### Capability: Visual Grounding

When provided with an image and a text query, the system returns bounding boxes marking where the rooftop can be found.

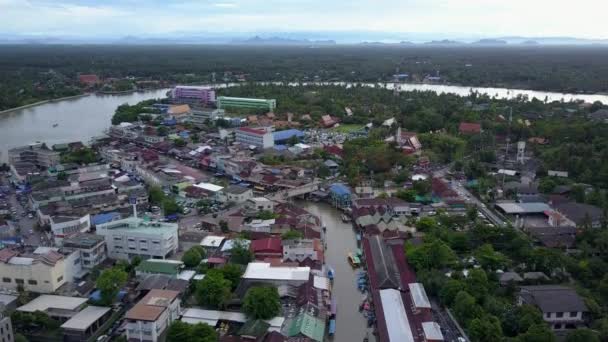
[242,262,310,281]
[224,185,251,195]
[17,295,87,313]
[380,289,414,342]
[62,233,105,249]
[126,289,179,322]
[495,202,551,215]
[194,182,224,193]
[60,306,111,331]
[96,216,178,236]
[136,259,183,275]
[519,285,587,313]
[200,235,226,247]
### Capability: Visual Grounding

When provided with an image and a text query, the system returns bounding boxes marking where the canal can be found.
[0,89,169,162]
[299,201,373,342]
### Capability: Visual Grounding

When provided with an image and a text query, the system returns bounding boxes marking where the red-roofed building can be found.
[250,237,283,259]
[459,122,482,134]
[323,145,344,159]
[78,74,100,87]
[320,115,339,128]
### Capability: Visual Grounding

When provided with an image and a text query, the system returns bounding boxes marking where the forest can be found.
[2,44,608,110]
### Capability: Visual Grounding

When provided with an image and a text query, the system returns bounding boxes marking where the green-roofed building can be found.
[135,259,183,278]
[286,312,325,342]
[217,96,276,111]
[238,320,270,339]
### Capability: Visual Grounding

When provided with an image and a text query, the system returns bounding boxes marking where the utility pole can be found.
[502,107,513,188]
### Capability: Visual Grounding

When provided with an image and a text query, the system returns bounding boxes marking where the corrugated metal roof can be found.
[409,283,431,309]
[380,289,415,342]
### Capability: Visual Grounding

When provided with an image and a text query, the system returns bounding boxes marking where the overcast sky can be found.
[1,0,607,39]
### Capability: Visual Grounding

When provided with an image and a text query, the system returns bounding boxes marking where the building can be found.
[273,129,304,144]
[49,214,91,239]
[78,74,100,86]
[217,96,276,111]
[241,262,310,287]
[125,289,181,342]
[135,259,184,278]
[95,216,178,261]
[17,295,88,322]
[189,108,225,126]
[518,285,588,331]
[61,306,112,342]
[553,202,604,228]
[329,183,352,208]
[245,197,274,213]
[61,234,107,270]
[8,143,61,169]
[171,86,216,105]
[180,308,284,332]
[459,122,482,134]
[282,239,323,262]
[250,238,283,259]
[0,314,13,342]
[223,185,253,204]
[0,248,68,293]
[235,127,274,149]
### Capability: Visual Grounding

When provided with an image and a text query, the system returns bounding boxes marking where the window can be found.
[57,276,63,282]
[2,278,10,283]
[15,279,24,284]
[28,279,37,285]
[556,312,564,318]
[569,312,578,318]
[554,324,562,329]
[82,252,90,257]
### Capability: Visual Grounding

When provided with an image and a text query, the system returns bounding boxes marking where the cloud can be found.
[213,2,238,8]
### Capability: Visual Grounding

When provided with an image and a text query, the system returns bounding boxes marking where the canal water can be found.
[300,201,372,342]
[0,89,169,162]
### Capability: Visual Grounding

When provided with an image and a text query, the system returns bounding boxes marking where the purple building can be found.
[171,86,216,105]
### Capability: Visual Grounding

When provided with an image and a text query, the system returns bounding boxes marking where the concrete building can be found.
[8,143,61,169]
[245,197,274,213]
[241,262,310,287]
[61,234,107,270]
[0,314,13,342]
[188,108,225,126]
[171,86,216,104]
[17,295,88,322]
[0,248,67,293]
[217,96,276,111]
[518,285,588,331]
[61,306,112,342]
[223,185,253,204]
[125,289,181,342]
[96,216,178,261]
[50,214,91,239]
[235,127,274,149]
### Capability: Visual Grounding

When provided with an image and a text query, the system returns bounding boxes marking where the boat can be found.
[52,123,58,127]
[363,332,369,342]
[328,319,336,336]
[330,297,337,317]
[327,265,335,281]
[341,213,351,223]
[347,252,361,268]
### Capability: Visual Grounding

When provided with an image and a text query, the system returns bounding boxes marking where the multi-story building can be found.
[62,234,107,270]
[518,285,588,331]
[217,96,276,111]
[49,214,91,239]
[235,127,274,149]
[188,108,225,126]
[0,314,13,342]
[0,248,67,293]
[125,289,181,342]
[8,144,60,169]
[96,216,178,261]
[171,86,216,105]
[223,185,253,204]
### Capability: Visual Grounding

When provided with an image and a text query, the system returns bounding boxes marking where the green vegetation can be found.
[282,229,304,240]
[60,147,99,165]
[331,124,365,133]
[166,321,217,342]
[243,286,282,319]
[195,269,232,309]
[111,99,159,124]
[11,311,61,339]
[230,239,254,265]
[182,246,206,268]
[96,265,128,305]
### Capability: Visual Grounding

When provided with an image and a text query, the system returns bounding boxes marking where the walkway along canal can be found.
[300,201,373,342]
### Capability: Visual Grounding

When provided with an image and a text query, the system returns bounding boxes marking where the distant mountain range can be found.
[0,32,606,46]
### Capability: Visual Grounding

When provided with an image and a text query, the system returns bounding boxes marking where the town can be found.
[0,81,607,342]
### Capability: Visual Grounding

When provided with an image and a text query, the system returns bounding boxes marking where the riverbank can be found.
[0,93,90,114]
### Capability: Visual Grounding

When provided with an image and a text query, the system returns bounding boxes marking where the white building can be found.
[245,197,274,213]
[17,295,88,321]
[125,289,181,342]
[235,127,274,149]
[96,216,178,261]
[223,185,253,204]
[50,214,91,239]
[62,234,107,270]
[242,262,310,287]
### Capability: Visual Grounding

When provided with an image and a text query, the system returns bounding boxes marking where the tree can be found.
[453,291,482,325]
[406,239,457,270]
[415,217,438,232]
[96,266,128,305]
[467,206,478,222]
[517,324,556,342]
[231,239,253,265]
[466,269,490,300]
[468,315,503,342]
[149,186,165,205]
[220,263,244,291]
[439,279,466,306]
[282,229,304,240]
[57,171,68,181]
[162,198,180,215]
[195,270,231,308]
[565,328,599,342]
[395,189,416,202]
[166,321,217,342]
[174,138,187,147]
[473,244,509,270]
[243,286,281,319]
[219,220,229,233]
[15,334,28,342]
[182,247,203,268]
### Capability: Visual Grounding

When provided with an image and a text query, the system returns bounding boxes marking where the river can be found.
[2,81,608,163]
[0,89,169,162]
[300,201,372,342]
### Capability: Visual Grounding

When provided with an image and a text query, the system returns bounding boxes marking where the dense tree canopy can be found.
[243,286,282,319]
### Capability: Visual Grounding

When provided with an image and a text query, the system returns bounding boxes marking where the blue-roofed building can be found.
[162,118,177,126]
[273,145,288,151]
[329,183,352,208]
[273,129,304,144]
[91,212,121,226]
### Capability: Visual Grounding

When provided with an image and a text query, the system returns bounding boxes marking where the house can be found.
[518,285,587,331]
[245,197,274,213]
[180,308,284,332]
[223,185,253,204]
[283,239,323,262]
[395,127,422,154]
[323,160,339,176]
[240,262,310,287]
[17,295,88,322]
[553,202,604,228]
[319,115,338,128]
[125,289,181,342]
[61,233,107,270]
[328,183,352,208]
[459,122,482,134]
[78,74,100,87]
[588,109,608,123]
[250,238,283,259]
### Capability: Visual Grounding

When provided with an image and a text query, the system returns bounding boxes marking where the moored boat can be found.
[347,252,361,268]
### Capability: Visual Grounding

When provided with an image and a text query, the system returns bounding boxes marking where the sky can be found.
[1,0,607,40]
